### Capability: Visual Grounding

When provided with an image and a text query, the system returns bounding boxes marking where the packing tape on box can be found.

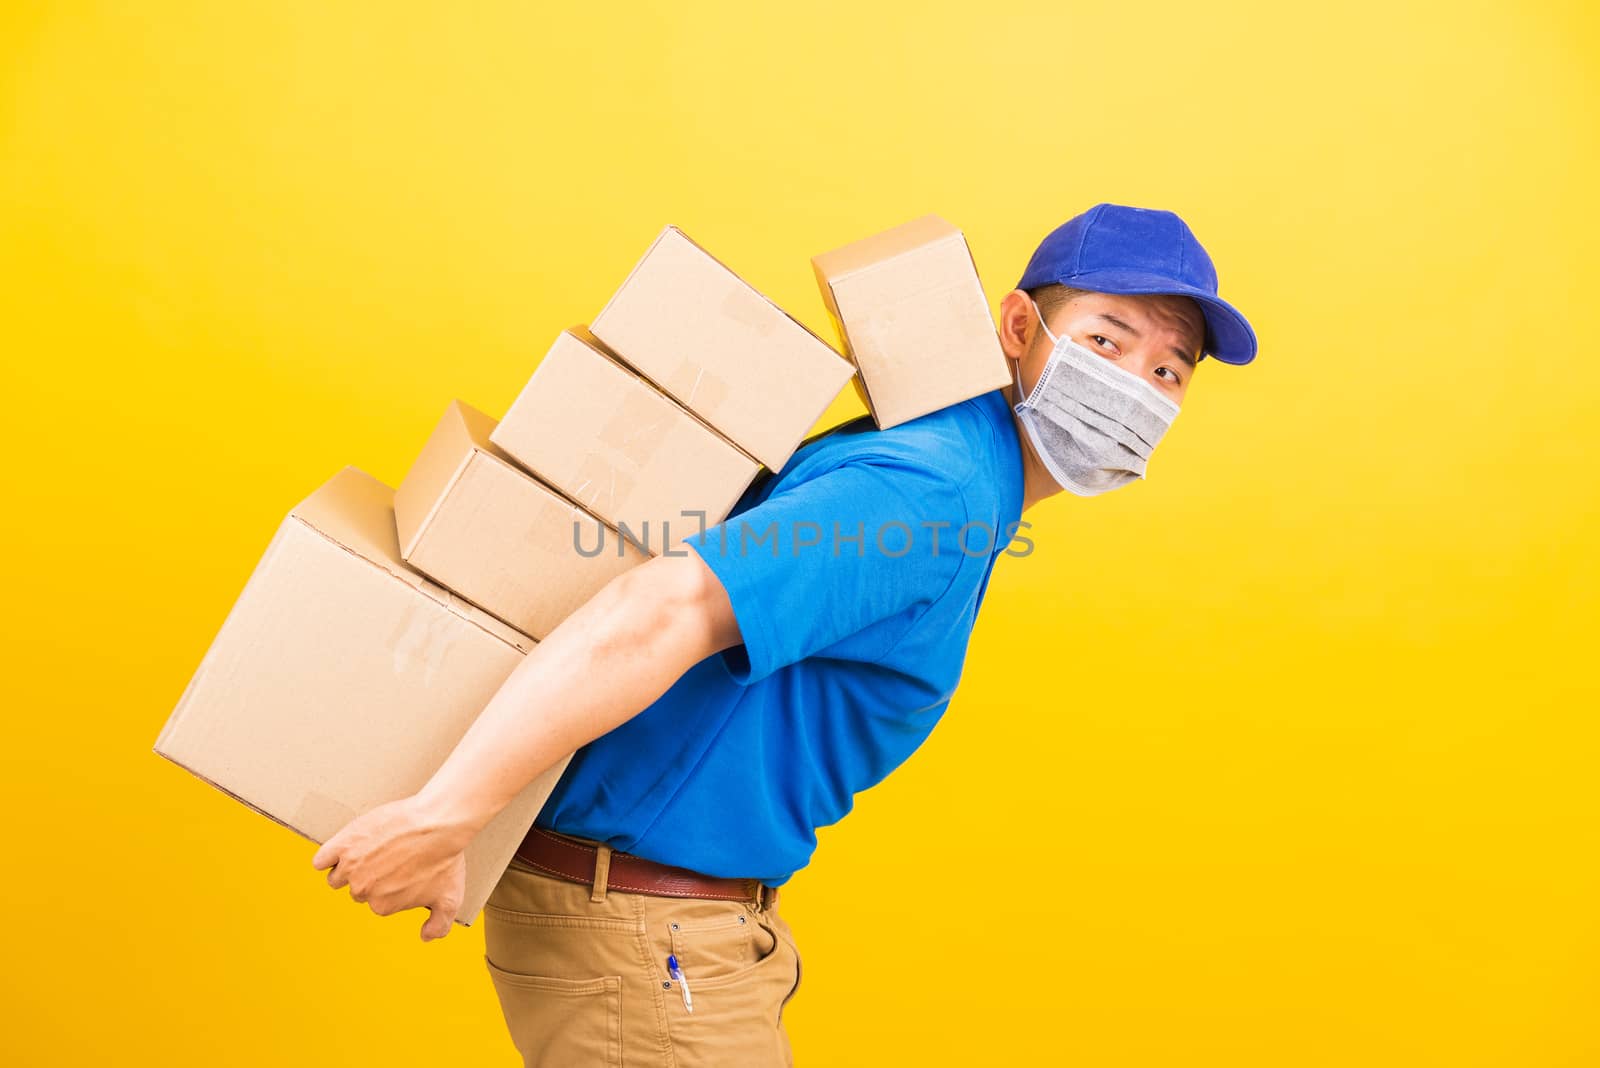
[596,385,675,457]
[562,499,626,555]
[571,454,639,516]
[577,388,672,516]
[720,286,781,336]
[664,361,731,422]
[385,599,461,690]
[292,791,361,840]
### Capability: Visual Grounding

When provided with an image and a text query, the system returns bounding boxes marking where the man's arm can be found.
[311,548,741,940]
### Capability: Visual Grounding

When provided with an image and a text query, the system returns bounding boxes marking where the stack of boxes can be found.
[155,215,1005,922]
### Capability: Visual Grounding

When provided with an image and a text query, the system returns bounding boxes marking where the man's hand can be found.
[311,794,473,941]
[308,551,741,942]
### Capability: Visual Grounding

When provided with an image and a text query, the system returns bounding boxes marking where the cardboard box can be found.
[490,327,762,533]
[154,466,567,924]
[812,214,1011,428]
[590,226,855,471]
[395,399,647,640]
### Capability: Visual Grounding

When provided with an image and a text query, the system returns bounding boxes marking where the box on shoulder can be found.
[590,226,855,471]
[812,214,1010,429]
[396,399,648,641]
[490,326,762,535]
[153,466,567,924]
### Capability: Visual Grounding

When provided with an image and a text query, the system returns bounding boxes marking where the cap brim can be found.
[1062,268,1258,365]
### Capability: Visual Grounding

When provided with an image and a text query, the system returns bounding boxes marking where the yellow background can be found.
[3,2,1596,1064]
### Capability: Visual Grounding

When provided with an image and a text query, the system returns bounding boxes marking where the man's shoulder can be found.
[798,391,1007,478]
[758,389,1019,534]
[851,390,1016,517]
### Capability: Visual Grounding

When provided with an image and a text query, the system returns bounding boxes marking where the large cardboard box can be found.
[490,327,762,533]
[590,226,855,471]
[395,399,647,640]
[154,466,567,924]
[812,214,1011,429]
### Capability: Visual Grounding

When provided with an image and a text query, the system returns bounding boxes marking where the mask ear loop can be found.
[1030,298,1061,346]
[1013,298,1062,410]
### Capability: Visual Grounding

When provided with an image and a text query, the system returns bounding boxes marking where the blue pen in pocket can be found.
[667,953,694,1013]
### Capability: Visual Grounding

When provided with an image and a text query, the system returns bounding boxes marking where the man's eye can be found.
[1155,367,1181,384]
[1091,335,1116,351]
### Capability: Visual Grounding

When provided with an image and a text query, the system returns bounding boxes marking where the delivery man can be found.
[312,203,1258,1066]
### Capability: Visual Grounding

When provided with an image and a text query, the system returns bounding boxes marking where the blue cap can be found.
[1016,203,1258,365]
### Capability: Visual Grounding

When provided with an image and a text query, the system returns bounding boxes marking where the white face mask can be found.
[1012,300,1181,497]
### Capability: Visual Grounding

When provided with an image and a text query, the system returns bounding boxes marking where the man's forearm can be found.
[415,552,738,836]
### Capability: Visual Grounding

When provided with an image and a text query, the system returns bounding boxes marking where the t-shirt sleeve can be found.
[682,456,973,685]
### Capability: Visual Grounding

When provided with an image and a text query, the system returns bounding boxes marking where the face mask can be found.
[1012,300,1181,497]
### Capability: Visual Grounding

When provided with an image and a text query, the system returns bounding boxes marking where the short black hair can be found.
[1024,283,1093,320]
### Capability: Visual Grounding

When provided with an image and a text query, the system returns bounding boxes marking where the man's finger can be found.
[325,861,350,890]
[420,906,455,942]
[311,834,344,871]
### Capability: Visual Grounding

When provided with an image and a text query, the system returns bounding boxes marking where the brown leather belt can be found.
[514,827,771,905]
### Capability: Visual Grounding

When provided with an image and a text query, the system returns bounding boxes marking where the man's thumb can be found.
[420,906,455,942]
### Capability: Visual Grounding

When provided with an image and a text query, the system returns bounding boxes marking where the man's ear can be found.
[997,289,1037,362]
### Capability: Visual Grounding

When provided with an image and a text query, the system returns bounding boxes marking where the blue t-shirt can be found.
[534,387,1026,886]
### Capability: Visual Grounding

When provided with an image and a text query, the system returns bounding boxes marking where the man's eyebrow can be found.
[1095,313,1140,336]
[1095,313,1198,369]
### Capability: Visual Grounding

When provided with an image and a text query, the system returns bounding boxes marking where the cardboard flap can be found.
[449,397,508,455]
[289,466,408,568]
[396,401,486,557]
[812,214,962,282]
[293,465,534,652]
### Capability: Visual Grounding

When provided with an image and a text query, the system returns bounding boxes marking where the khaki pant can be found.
[483,848,804,1067]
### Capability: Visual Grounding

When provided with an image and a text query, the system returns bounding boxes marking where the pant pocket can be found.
[666,907,767,982]
[484,956,623,1068]
[651,909,798,1068]
[766,908,802,1023]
